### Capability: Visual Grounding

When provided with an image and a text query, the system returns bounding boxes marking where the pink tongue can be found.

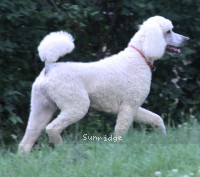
[167,46,181,54]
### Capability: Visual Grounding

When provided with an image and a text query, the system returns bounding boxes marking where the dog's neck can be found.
[127,32,160,71]
[128,45,155,71]
[128,30,162,62]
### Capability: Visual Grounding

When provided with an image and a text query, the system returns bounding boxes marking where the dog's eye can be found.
[166,30,171,34]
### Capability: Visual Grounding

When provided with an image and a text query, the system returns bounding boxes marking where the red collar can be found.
[129,45,155,71]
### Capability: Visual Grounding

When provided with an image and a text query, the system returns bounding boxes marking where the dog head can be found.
[130,16,189,60]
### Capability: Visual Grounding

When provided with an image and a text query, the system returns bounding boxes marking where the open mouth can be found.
[166,45,181,57]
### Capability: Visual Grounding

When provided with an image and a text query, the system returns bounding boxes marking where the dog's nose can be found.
[185,37,190,42]
[183,36,190,45]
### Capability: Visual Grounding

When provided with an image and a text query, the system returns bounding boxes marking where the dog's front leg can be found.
[114,105,137,137]
[135,107,166,134]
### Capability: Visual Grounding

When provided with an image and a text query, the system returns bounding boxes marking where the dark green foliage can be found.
[0,0,199,146]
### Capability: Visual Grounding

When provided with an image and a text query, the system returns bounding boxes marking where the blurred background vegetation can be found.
[0,0,199,147]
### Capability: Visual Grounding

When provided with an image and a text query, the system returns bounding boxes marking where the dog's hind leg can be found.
[135,107,166,134]
[46,93,90,145]
[18,88,56,153]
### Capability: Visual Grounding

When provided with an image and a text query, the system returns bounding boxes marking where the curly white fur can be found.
[38,31,74,63]
[19,16,189,153]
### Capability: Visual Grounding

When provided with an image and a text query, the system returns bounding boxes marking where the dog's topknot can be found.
[38,31,75,63]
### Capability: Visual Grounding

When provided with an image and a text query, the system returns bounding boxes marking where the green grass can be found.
[1,124,200,177]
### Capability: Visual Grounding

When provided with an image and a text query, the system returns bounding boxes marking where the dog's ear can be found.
[142,22,166,59]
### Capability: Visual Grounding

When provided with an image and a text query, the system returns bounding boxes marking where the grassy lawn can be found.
[1,124,200,177]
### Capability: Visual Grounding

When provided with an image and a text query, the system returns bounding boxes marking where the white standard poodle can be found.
[19,16,189,153]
